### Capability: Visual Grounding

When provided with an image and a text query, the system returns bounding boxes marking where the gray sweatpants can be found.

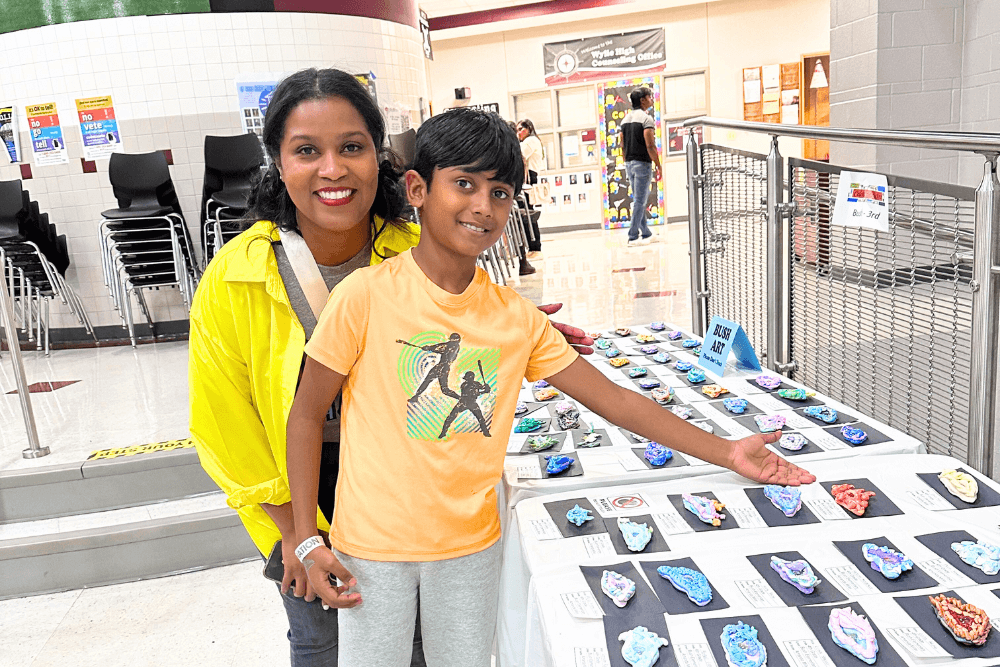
[335,540,502,667]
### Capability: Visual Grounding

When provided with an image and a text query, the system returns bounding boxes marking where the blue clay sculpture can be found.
[951,540,1000,575]
[778,434,807,451]
[649,321,666,331]
[669,406,693,420]
[656,565,712,606]
[515,401,528,416]
[638,378,661,390]
[544,454,574,475]
[862,543,913,579]
[723,398,748,414]
[675,361,693,371]
[763,484,802,517]
[804,405,838,423]
[720,622,767,667]
[652,352,671,364]
[668,331,683,340]
[686,369,706,384]
[769,555,820,593]
[605,348,621,358]
[533,379,550,389]
[595,338,612,350]
[618,626,669,667]
[841,425,868,444]
[628,367,648,378]
[644,442,672,466]
[566,504,593,527]
[618,516,654,551]
[682,339,700,348]
[639,345,659,355]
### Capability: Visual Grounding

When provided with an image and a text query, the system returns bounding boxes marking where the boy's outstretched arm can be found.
[287,357,362,608]
[546,358,816,486]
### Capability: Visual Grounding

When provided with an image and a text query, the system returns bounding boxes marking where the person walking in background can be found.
[621,86,662,246]
[516,119,544,268]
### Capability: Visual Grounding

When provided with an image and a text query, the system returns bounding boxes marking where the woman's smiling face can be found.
[276,96,379,237]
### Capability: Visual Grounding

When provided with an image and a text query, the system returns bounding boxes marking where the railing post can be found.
[0,248,47,459]
[686,129,707,336]
[765,136,790,372]
[968,154,1000,478]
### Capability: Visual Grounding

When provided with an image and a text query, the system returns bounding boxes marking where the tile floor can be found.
[0,225,691,666]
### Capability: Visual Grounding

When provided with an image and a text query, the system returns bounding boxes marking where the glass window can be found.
[556,86,594,128]
[662,72,707,119]
[513,91,553,132]
[538,133,555,171]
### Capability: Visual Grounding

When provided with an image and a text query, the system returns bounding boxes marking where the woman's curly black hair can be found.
[246,68,409,247]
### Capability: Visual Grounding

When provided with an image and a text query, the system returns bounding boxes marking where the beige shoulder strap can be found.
[277,228,329,320]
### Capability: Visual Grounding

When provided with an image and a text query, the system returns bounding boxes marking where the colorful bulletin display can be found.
[236,76,280,140]
[25,102,68,166]
[76,95,122,160]
[597,77,665,230]
[0,105,21,163]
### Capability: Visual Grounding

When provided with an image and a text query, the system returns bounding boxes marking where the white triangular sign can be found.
[810,61,828,89]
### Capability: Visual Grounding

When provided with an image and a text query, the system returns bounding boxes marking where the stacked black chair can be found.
[388,129,417,170]
[200,133,264,266]
[99,151,199,347]
[0,180,94,354]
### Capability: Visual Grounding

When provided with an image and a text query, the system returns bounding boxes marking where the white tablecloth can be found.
[501,453,1000,667]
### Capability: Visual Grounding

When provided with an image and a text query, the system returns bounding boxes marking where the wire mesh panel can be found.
[788,158,975,461]
[699,144,769,358]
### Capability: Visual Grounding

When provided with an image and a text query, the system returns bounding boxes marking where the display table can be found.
[500,453,1000,667]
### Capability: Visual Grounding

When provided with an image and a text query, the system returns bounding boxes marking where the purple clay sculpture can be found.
[755,374,782,390]
[754,414,786,433]
[769,555,821,594]
[639,345,659,355]
[644,442,672,466]
[763,484,802,517]
[601,570,636,608]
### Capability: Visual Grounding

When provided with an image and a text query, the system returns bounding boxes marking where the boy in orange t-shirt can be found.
[286,109,815,666]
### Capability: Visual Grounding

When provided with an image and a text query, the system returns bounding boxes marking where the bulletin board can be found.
[743,63,800,124]
[597,76,665,230]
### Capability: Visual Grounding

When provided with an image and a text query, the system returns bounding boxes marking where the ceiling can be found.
[419,0,543,19]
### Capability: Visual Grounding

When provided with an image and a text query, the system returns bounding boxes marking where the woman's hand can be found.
[537,303,594,355]
[301,544,363,609]
[726,432,817,486]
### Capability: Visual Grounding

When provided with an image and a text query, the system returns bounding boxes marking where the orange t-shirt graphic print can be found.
[396,330,500,441]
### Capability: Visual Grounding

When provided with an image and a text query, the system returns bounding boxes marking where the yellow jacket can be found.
[189,219,420,555]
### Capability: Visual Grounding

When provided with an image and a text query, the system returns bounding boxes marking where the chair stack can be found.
[477,194,532,286]
[0,180,94,354]
[200,133,264,266]
[99,151,199,347]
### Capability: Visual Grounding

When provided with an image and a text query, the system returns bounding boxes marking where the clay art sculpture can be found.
[720,621,767,667]
[618,516,654,551]
[595,338,612,350]
[544,455,574,475]
[769,555,820,593]
[533,386,559,402]
[929,594,991,646]
[755,374,782,390]
[566,504,594,526]
[610,357,631,368]
[686,369,706,384]
[605,348,622,358]
[702,384,729,398]
[862,543,913,579]
[515,417,545,433]
[669,405,693,420]
[675,360,694,371]
[682,493,727,526]
[615,327,632,337]
[840,425,868,444]
[579,428,603,448]
[618,626,669,667]
[763,485,802,517]
[534,379,550,389]
[629,367,648,378]
[515,402,528,416]
[668,330,683,340]
[638,379,662,390]
[639,345,659,355]
[682,339,700,348]
[650,321,666,331]
[630,432,650,443]
[951,540,1000,575]
[644,442,672,466]
[754,414,786,433]
[692,421,715,434]
[554,401,581,430]
[652,352,671,364]
[828,607,879,665]
[939,469,979,503]
[804,405,838,423]
[526,435,558,452]
[692,346,702,355]
[656,565,713,606]
[636,334,656,344]
[601,570,636,607]
[831,484,876,516]
[778,434,807,451]
[724,398,749,414]
[651,387,674,404]
[777,388,810,401]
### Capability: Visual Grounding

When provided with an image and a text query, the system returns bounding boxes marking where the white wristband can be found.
[295,535,324,563]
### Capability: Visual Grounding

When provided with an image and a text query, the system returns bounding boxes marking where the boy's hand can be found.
[726,431,817,486]
[281,538,318,601]
[537,303,594,355]
[302,545,363,609]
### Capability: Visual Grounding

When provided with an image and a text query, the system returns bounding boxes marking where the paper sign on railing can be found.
[832,171,889,232]
[698,315,761,376]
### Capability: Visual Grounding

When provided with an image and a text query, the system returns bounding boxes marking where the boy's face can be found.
[406,166,515,260]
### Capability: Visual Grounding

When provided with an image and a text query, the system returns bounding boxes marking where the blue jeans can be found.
[280,586,427,666]
[625,160,653,241]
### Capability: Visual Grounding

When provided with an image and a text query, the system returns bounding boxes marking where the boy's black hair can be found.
[412,109,524,196]
[630,87,652,109]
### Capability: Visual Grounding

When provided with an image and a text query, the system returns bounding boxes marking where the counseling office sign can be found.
[544,29,665,85]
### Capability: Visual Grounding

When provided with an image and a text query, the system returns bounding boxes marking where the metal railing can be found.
[685,116,1000,477]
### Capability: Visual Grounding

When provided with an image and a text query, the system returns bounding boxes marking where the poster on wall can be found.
[666,124,704,156]
[75,95,122,160]
[0,106,20,163]
[25,102,68,166]
[597,76,665,231]
[544,29,665,85]
[418,9,433,60]
[236,75,280,139]
[355,72,378,104]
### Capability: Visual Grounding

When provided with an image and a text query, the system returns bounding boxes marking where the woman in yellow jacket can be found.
[189,68,591,666]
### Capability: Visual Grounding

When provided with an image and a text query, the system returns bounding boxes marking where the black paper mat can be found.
[744,487,821,527]
[916,468,1000,509]
[916,530,1000,584]
[772,392,824,408]
[700,615,790,667]
[602,515,671,555]
[734,413,790,435]
[820,478,903,518]
[794,405,858,426]
[832,536,938,592]
[570,427,615,448]
[538,452,584,479]
[630,447,690,470]
[513,416,551,434]
[640,557,729,614]
[894,589,1000,659]
[543,497,606,538]
[798,601,906,667]
[771,432,824,457]
[514,401,549,417]
[604,613,675,667]
[746,550,846,606]
[709,398,764,417]
[667,491,738,532]
[580,560,665,618]
[513,431,568,456]
[690,420,730,438]
[821,422,892,446]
